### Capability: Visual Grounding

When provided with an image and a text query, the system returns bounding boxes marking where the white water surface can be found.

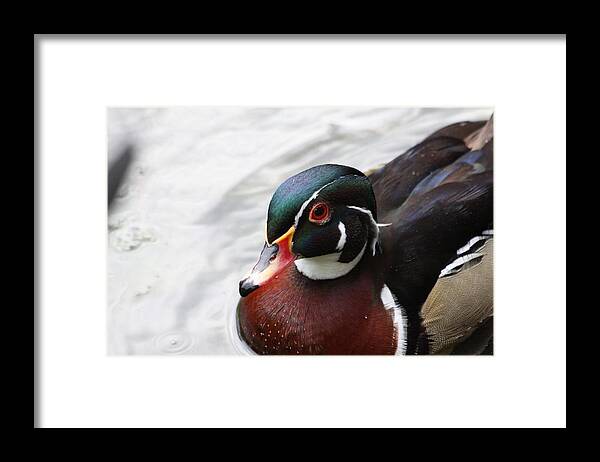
[107,107,492,355]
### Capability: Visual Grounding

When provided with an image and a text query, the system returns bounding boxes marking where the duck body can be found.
[238,252,399,355]
[237,117,494,355]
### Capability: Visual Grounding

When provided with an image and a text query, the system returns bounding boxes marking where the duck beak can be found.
[239,226,296,297]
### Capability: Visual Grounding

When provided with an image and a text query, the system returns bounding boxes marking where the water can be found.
[107,107,493,355]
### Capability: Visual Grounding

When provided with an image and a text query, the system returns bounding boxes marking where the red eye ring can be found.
[309,202,331,224]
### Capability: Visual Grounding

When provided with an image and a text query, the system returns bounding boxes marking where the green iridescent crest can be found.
[266,164,377,243]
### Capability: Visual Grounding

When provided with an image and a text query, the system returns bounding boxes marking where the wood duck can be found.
[237,116,493,355]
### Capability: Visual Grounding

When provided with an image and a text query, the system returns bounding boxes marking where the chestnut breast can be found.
[237,258,397,355]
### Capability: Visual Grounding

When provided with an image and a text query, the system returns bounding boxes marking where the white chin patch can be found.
[294,243,366,281]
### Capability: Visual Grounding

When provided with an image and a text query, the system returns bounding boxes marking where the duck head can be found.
[239,164,383,296]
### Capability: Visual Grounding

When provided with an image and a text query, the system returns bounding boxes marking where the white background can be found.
[37,36,566,428]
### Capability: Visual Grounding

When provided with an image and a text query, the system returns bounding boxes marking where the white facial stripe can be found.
[346,206,382,256]
[294,243,366,280]
[346,205,373,215]
[293,180,337,228]
[336,222,347,251]
[381,285,406,355]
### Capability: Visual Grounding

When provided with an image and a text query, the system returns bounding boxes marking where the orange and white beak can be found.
[239,226,296,297]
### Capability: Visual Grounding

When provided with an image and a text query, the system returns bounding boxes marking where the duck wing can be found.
[374,116,494,354]
[380,170,492,305]
[369,120,488,215]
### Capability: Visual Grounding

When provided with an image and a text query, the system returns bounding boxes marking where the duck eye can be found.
[309,202,331,224]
